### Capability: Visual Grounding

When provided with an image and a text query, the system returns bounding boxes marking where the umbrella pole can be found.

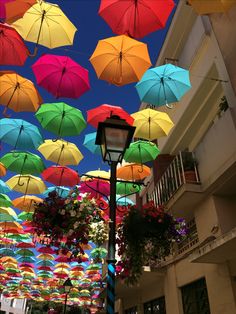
[17,155,28,185]
[29,10,46,57]
[53,111,66,142]
[2,83,19,117]
[13,124,24,151]
[138,144,144,173]
[56,144,65,166]
[23,178,30,202]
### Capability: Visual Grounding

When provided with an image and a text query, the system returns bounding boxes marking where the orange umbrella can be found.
[0,72,42,116]
[117,163,151,181]
[0,163,6,177]
[12,195,43,212]
[188,0,236,14]
[90,34,151,86]
[3,0,37,24]
[0,221,22,230]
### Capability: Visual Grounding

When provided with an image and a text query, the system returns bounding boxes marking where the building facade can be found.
[0,296,27,314]
[116,2,236,314]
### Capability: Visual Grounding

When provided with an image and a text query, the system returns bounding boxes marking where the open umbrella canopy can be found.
[90,34,151,86]
[0,151,45,175]
[136,64,191,108]
[17,211,33,221]
[117,163,151,181]
[42,186,70,198]
[0,248,15,257]
[38,139,83,166]
[35,102,86,137]
[42,166,80,187]
[87,104,134,128]
[79,179,110,198]
[124,140,160,163]
[12,1,77,50]
[0,0,36,23]
[0,72,42,116]
[188,0,236,14]
[0,23,29,66]
[0,194,12,207]
[83,132,101,155]
[16,249,34,257]
[0,163,6,177]
[99,0,175,39]
[0,118,43,150]
[0,180,11,194]
[116,182,141,195]
[0,207,17,218]
[131,108,174,141]
[116,195,134,206]
[12,195,43,212]
[6,175,46,194]
[83,169,110,181]
[0,213,16,222]
[32,55,90,98]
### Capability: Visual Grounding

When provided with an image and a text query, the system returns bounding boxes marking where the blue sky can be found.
[0,0,177,201]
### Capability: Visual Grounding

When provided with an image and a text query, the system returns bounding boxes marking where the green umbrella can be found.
[0,213,16,222]
[16,249,35,257]
[8,234,31,241]
[35,102,87,137]
[124,140,160,163]
[116,182,141,195]
[5,268,20,273]
[17,211,33,221]
[0,152,45,175]
[0,194,12,207]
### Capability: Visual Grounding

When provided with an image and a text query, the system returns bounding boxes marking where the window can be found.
[144,297,166,314]
[181,278,210,314]
[125,306,137,314]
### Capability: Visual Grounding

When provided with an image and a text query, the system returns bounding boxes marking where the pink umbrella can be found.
[37,246,55,254]
[32,54,90,99]
[42,165,80,187]
[0,0,12,20]
[79,179,110,198]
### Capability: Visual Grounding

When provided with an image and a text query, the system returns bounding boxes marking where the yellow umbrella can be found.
[55,263,70,269]
[0,256,17,263]
[38,139,83,166]
[0,72,42,116]
[12,195,43,212]
[37,253,54,260]
[6,175,46,195]
[54,268,69,274]
[81,169,110,181]
[188,0,236,14]
[90,34,151,86]
[131,108,174,141]
[117,163,151,181]
[0,207,17,218]
[12,1,77,55]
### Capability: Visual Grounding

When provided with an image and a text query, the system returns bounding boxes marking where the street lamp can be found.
[63,278,73,314]
[96,115,135,314]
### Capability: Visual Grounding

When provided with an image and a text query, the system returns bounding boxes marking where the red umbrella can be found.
[80,179,110,198]
[0,23,28,66]
[19,263,34,268]
[99,0,175,39]
[55,256,70,262]
[37,266,53,271]
[32,54,90,99]
[37,246,55,254]
[0,0,36,24]
[42,166,80,187]
[15,242,35,248]
[87,104,134,128]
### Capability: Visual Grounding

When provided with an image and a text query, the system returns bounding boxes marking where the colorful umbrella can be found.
[0,152,45,175]
[42,166,80,187]
[32,55,90,98]
[37,247,55,254]
[0,194,12,207]
[79,179,110,198]
[16,249,34,257]
[0,23,29,66]
[83,132,101,155]
[12,195,43,212]
[87,104,134,128]
[116,182,141,195]
[124,140,160,163]
[38,139,83,166]
[17,211,33,221]
[0,207,17,217]
[90,34,151,86]
[16,242,35,249]
[42,186,70,198]
[99,0,175,38]
[0,180,11,194]
[136,64,191,108]
[116,195,134,206]
[83,169,110,181]
[36,260,54,267]
[35,102,86,137]
[0,72,42,116]
[0,118,43,150]
[117,163,151,181]
[12,1,77,54]
[6,175,46,194]
[0,248,15,257]
[0,0,36,23]
[188,0,236,14]
[131,108,174,141]
[0,213,16,222]
[0,163,6,177]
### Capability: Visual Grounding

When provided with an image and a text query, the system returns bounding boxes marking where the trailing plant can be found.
[116,201,187,285]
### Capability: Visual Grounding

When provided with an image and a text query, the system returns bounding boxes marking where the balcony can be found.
[190,227,236,264]
[148,152,202,218]
[177,218,199,254]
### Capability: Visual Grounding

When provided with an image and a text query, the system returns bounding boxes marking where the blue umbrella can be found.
[17,256,36,263]
[0,180,11,194]
[116,195,134,206]
[43,186,70,198]
[0,118,43,150]
[83,132,101,155]
[136,64,191,108]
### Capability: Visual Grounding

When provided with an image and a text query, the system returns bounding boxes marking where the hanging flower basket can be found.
[116,201,187,285]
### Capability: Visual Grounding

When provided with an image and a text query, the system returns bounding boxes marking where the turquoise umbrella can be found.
[36,260,54,267]
[17,256,36,263]
[136,64,191,108]
[83,132,101,155]
[0,193,12,207]
[0,118,43,150]
[0,180,11,194]
[116,195,134,206]
[0,248,15,257]
[43,186,70,198]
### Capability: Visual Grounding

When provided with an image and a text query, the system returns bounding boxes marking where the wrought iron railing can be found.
[177,218,199,254]
[148,151,200,206]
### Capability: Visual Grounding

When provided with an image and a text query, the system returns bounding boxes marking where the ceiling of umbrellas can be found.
[0,0,220,309]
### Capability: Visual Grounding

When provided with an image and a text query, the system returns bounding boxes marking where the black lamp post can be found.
[63,278,73,314]
[96,115,135,314]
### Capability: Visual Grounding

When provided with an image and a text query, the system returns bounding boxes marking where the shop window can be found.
[181,278,210,314]
[125,306,137,314]
[144,296,166,314]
